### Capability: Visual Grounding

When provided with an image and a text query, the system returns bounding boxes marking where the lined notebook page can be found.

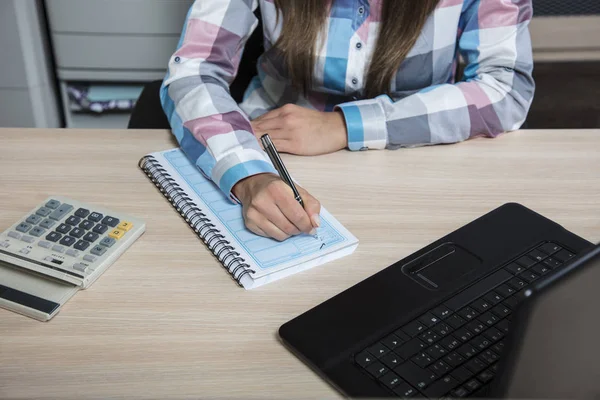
[160,149,354,275]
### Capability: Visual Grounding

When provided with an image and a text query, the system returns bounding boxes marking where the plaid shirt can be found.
[161,0,535,200]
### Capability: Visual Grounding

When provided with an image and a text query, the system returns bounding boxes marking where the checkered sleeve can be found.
[160,0,276,202]
[337,0,535,151]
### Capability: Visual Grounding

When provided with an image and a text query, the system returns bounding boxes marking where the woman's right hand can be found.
[232,174,321,241]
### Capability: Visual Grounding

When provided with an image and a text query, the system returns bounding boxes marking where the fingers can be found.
[252,117,285,132]
[246,219,290,242]
[298,186,322,229]
[274,189,314,234]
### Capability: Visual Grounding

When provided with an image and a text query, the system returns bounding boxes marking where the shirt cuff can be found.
[209,149,278,203]
[335,98,388,151]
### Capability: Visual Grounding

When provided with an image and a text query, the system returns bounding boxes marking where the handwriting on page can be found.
[164,150,344,270]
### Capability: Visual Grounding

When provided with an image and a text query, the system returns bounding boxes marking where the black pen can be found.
[260,134,319,239]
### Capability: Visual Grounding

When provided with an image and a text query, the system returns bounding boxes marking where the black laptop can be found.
[279,203,596,398]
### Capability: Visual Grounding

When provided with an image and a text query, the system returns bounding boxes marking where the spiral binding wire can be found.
[138,156,255,285]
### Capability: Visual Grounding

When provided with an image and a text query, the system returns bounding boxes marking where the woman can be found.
[161,0,535,241]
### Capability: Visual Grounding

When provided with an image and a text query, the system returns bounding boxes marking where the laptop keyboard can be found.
[354,242,576,398]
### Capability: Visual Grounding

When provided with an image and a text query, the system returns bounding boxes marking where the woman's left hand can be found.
[250,104,348,156]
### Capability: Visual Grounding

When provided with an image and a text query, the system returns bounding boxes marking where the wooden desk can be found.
[1,128,599,398]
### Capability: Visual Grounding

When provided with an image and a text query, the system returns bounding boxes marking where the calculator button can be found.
[26,214,43,225]
[66,216,82,226]
[29,227,46,237]
[38,241,52,249]
[36,207,52,217]
[74,240,91,251]
[45,199,61,209]
[83,255,97,263]
[39,219,56,229]
[88,212,104,222]
[108,229,126,240]
[83,232,99,243]
[73,263,87,273]
[99,237,116,248]
[93,224,108,234]
[8,231,22,240]
[117,221,133,232]
[102,216,120,227]
[49,204,74,221]
[56,224,72,234]
[69,228,85,239]
[46,232,62,242]
[79,220,94,230]
[20,248,31,255]
[90,245,107,256]
[16,223,32,233]
[52,245,65,253]
[21,235,35,244]
[74,208,90,218]
[0,241,9,248]
[59,236,76,247]
[66,249,80,257]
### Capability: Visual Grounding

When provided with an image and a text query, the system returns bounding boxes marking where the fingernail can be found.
[311,215,321,228]
[309,228,318,236]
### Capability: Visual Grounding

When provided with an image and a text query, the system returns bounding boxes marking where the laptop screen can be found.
[502,246,600,398]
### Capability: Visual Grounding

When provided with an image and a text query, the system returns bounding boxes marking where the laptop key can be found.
[454,327,474,342]
[431,305,453,320]
[503,296,519,309]
[395,362,437,390]
[423,375,459,398]
[465,379,482,392]
[458,307,478,321]
[470,336,492,351]
[516,256,536,268]
[394,330,412,342]
[465,357,487,374]
[491,304,511,318]
[543,257,562,270]
[430,360,451,376]
[355,350,375,367]
[419,330,440,345]
[531,263,551,276]
[539,242,561,255]
[496,319,510,333]
[478,369,495,383]
[367,343,390,358]
[495,284,516,297]
[507,277,527,290]
[466,320,486,335]
[381,334,405,350]
[554,249,575,263]
[379,371,404,390]
[479,312,499,326]
[396,338,427,359]
[401,320,428,337]
[446,314,466,329]
[457,343,478,359]
[471,298,492,313]
[480,349,499,365]
[492,342,506,355]
[426,344,448,360]
[518,270,539,283]
[483,327,504,342]
[445,270,512,311]
[412,352,435,368]
[444,352,465,367]
[528,249,547,262]
[439,336,461,351]
[452,386,470,398]
[451,366,474,383]
[380,352,403,369]
[484,291,504,304]
[365,361,388,378]
[433,323,453,337]
[505,262,526,275]
[393,382,418,398]
[419,312,440,327]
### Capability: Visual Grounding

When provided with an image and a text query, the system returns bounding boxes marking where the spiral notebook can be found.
[139,148,359,289]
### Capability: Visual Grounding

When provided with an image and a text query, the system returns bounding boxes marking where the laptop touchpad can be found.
[401,243,482,290]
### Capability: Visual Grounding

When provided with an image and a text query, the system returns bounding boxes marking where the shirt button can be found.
[356,42,362,49]
[358,6,365,14]
[174,56,181,63]
[352,78,358,85]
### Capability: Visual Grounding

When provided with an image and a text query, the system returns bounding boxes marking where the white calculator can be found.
[0,196,145,321]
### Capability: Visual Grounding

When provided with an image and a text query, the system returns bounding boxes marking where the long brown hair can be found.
[273,0,440,98]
